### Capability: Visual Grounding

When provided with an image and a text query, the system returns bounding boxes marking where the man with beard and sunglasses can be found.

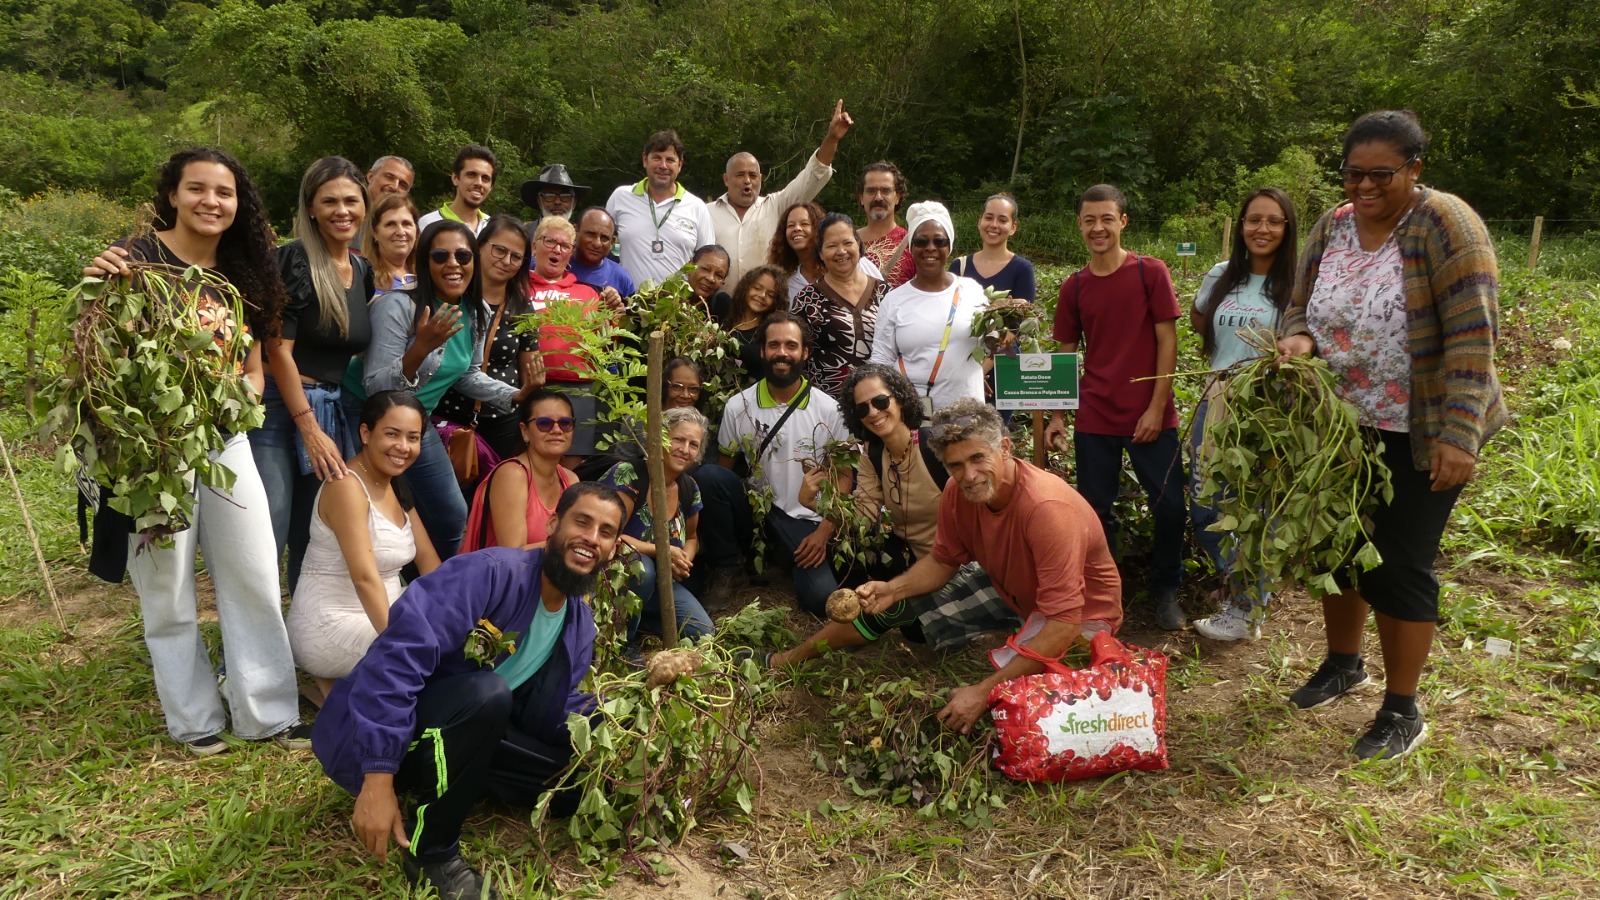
[312,483,626,900]
[717,311,850,617]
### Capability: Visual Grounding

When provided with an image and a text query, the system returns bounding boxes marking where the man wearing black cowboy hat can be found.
[520,164,589,221]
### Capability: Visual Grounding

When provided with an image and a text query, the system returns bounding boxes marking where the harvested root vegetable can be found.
[1195,328,1393,600]
[646,649,703,687]
[826,588,863,623]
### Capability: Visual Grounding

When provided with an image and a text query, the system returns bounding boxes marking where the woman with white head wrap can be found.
[869,200,989,418]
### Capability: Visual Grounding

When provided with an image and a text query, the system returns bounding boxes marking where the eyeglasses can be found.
[486,242,526,265]
[853,394,893,418]
[862,187,896,197]
[886,459,904,507]
[538,236,574,253]
[911,235,951,249]
[668,381,702,396]
[1338,156,1418,187]
[538,190,574,203]
[429,248,474,266]
[1243,215,1287,230]
[531,416,576,433]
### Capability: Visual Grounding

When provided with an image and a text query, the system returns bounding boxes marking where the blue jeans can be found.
[1074,428,1186,593]
[1187,398,1270,611]
[249,378,365,593]
[765,508,840,617]
[629,554,714,641]
[403,421,469,559]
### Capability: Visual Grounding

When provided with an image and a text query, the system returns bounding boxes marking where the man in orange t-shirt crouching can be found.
[858,398,1124,734]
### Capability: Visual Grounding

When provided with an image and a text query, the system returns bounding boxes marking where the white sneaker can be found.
[1194,607,1259,641]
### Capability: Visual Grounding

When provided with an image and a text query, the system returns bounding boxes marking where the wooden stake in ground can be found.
[0,433,68,634]
[645,330,677,642]
[1031,411,1045,467]
[24,307,38,423]
[1222,216,1233,260]
[1528,215,1544,271]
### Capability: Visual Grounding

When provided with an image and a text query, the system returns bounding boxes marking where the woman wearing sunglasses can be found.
[526,215,606,466]
[353,220,543,559]
[462,389,580,551]
[765,364,958,668]
[436,214,545,463]
[1275,110,1506,761]
[869,201,987,418]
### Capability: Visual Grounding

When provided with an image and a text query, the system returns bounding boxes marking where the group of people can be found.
[78,105,1503,899]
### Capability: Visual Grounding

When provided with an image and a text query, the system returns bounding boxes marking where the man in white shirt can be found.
[718,312,848,618]
[710,100,854,284]
[605,130,717,289]
[417,144,497,237]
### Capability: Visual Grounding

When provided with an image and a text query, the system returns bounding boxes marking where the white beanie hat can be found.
[904,201,955,256]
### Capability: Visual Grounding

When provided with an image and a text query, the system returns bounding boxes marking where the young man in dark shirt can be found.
[1044,184,1187,631]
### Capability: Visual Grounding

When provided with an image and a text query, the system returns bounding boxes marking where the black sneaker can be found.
[1288,658,1369,710]
[402,852,499,900]
[185,734,229,757]
[1352,709,1428,760]
[271,724,313,751]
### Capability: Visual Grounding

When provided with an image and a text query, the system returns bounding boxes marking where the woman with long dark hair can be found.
[721,264,788,385]
[252,156,375,593]
[83,147,304,754]
[288,391,439,699]
[1277,110,1506,760]
[1187,187,1297,642]
[436,214,544,463]
[350,220,542,558]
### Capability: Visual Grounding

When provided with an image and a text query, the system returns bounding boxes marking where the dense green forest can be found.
[2,0,1596,229]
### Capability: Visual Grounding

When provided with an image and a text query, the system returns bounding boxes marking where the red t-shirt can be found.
[931,459,1123,631]
[528,271,602,382]
[1051,253,1180,436]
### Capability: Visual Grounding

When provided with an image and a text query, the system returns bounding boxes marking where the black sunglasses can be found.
[429,248,474,266]
[911,235,951,249]
[531,416,576,433]
[853,394,893,418]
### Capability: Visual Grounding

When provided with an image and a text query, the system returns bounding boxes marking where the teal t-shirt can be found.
[494,599,566,691]
[1196,263,1281,371]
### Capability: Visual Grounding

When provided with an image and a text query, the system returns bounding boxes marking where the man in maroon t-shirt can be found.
[1043,184,1188,631]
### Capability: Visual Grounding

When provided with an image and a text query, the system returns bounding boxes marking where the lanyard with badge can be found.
[898,286,961,421]
[648,196,681,254]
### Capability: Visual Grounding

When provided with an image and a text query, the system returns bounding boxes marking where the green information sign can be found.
[994,352,1079,410]
[1176,242,1198,256]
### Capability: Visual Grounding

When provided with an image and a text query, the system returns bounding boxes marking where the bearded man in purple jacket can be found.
[312,482,627,900]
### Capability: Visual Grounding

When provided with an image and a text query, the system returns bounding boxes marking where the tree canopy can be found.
[1,0,1594,226]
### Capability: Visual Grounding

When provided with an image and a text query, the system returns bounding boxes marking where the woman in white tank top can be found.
[287,392,440,696]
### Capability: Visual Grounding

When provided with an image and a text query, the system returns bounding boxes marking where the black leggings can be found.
[1334,429,1464,623]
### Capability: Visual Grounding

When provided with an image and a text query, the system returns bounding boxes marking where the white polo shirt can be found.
[709,151,834,285]
[718,378,847,521]
[605,180,716,289]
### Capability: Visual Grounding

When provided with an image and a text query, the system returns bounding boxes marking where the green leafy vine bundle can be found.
[40,263,263,542]
[530,627,779,883]
[1193,328,1394,602]
[824,676,1005,827]
[800,436,893,575]
[967,287,1047,360]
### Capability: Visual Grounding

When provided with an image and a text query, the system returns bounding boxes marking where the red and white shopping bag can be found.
[987,629,1169,782]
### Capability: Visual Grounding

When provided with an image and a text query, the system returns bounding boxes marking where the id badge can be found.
[651,239,665,254]
[920,395,934,422]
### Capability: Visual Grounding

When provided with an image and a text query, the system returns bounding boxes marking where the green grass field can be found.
[2,242,1599,898]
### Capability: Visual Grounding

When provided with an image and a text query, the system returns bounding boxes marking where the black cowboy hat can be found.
[519,164,591,210]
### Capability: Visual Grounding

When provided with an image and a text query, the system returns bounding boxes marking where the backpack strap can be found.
[916,426,949,490]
